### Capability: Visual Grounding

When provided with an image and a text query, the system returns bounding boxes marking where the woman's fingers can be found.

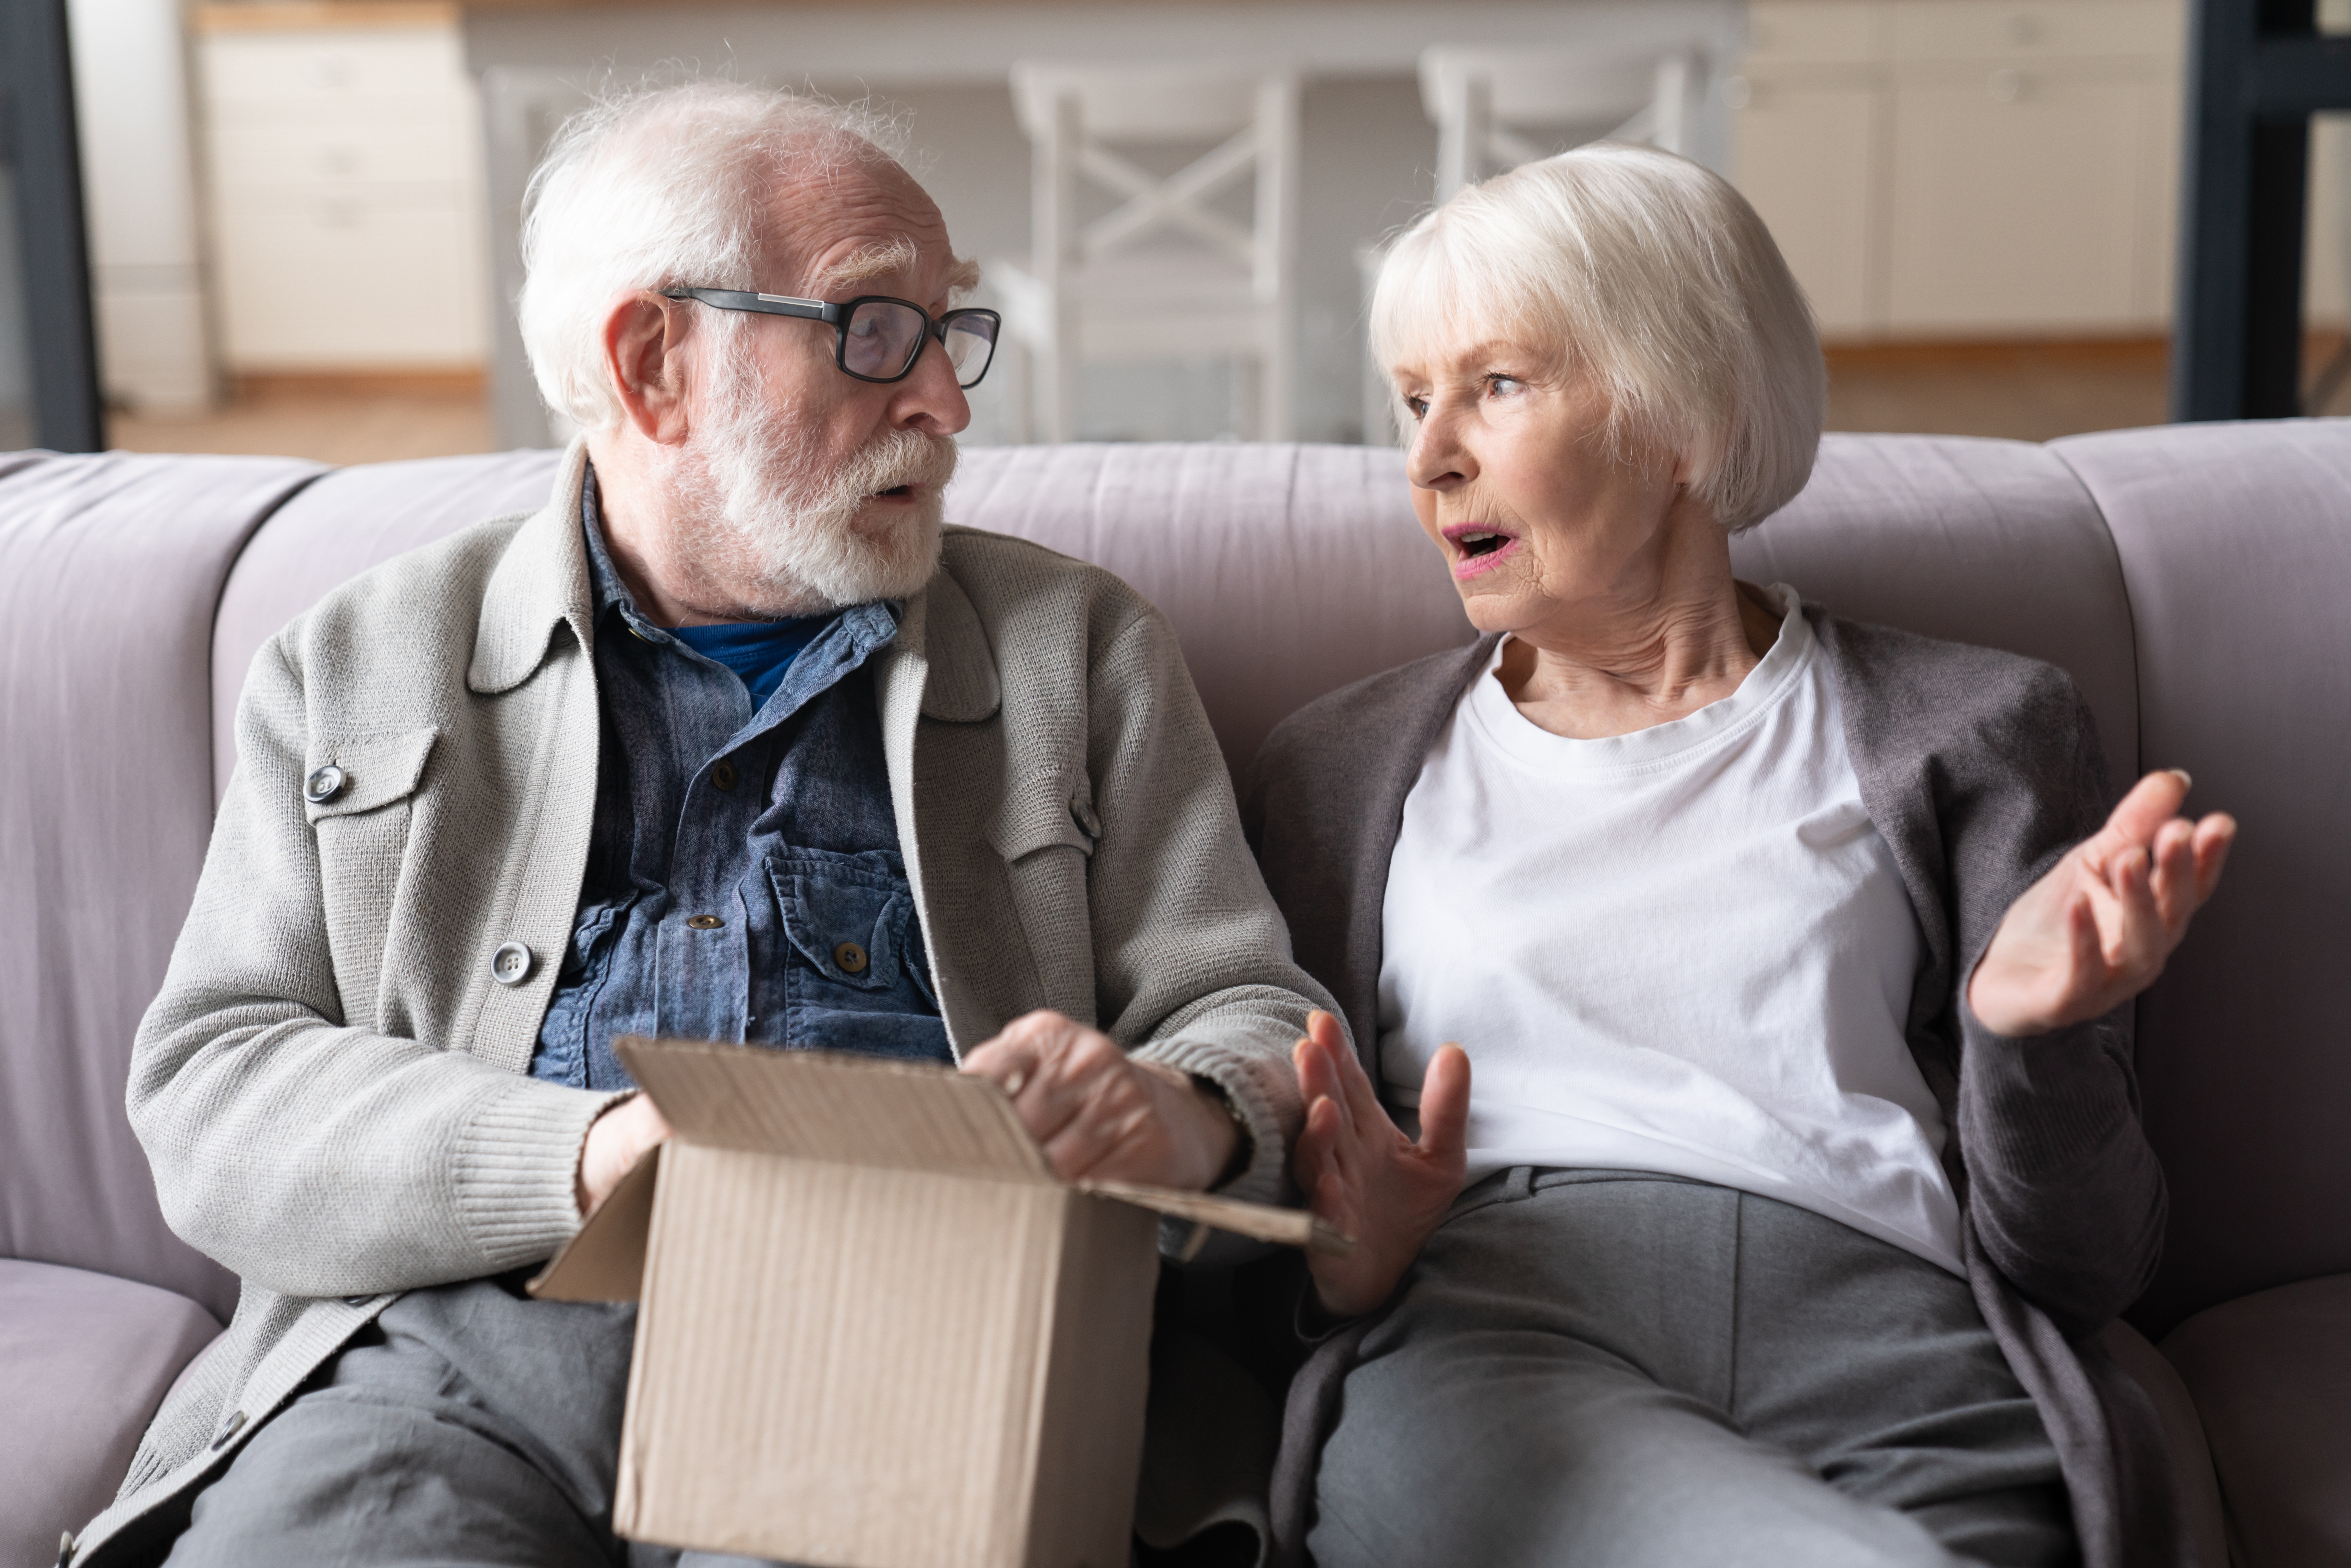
[2106,844,2165,979]
[2103,770,2192,856]
[2191,814,2237,902]
[1417,1044,1472,1162]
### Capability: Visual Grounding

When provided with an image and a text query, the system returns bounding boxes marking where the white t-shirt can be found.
[1378,586,1966,1274]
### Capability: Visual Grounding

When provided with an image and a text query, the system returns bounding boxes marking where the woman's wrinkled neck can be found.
[1497,497,1781,741]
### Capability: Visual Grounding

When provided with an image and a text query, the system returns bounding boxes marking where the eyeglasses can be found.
[663,288,1001,389]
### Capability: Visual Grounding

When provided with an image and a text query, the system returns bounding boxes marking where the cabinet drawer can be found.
[201,29,466,109]
[209,118,466,190]
[213,193,484,365]
[1892,1,2185,63]
[1746,3,1880,67]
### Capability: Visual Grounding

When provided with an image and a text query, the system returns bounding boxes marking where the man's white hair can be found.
[518,80,911,433]
[1370,142,1824,532]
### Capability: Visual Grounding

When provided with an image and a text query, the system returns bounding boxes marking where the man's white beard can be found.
[672,335,957,615]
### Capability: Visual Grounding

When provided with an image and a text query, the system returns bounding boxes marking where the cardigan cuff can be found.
[450,1076,631,1268]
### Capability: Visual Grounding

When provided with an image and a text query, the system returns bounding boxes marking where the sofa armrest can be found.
[2161,1274,2351,1568]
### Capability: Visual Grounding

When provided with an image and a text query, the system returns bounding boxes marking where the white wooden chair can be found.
[1420,43,1707,203]
[992,60,1300,443]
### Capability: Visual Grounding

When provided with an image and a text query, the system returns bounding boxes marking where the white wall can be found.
[65,0,214,411]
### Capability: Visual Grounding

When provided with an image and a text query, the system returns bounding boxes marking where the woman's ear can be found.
[602,291,696,446]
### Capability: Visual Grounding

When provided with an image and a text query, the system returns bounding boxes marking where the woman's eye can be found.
[1486,375,1525,397]
[1404,396,1429,422]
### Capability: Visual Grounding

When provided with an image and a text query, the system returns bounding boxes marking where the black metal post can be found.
[0,0,103,451]
[2173,0,2351,420]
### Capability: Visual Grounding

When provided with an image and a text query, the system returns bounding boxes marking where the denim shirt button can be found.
[711,760,738,791]
[686,914,725,930]
[833,940,869,974]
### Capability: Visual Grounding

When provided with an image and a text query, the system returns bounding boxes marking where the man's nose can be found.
[892,334,971,436]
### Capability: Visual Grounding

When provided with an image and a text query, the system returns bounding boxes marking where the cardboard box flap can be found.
[1077,1178,1355,1256]
[528,1141,662,1302]
[614,1037,1052,1181]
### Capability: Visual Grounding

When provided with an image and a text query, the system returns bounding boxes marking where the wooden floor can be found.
[104,341,2351,467]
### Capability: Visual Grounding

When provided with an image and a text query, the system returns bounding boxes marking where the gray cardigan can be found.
[1243,607,2188,1568]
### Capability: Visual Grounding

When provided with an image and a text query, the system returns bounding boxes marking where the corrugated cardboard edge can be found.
[1075,1179,1354,1257]
[528,1141,662,1302]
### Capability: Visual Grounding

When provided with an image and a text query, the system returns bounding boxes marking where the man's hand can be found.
[1968,769,2236,1038]
[1294,1011,1470,1317]
[576,1095,673,1216]
[962,1011,1239,1190]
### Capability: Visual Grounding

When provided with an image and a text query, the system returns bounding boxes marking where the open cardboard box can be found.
[530,1037,1342,1568]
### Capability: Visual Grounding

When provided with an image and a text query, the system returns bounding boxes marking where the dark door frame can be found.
[0,0,103,451]
[2173,0,2351,420]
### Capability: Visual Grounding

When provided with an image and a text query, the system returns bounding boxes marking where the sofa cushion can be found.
[0,1259,222,1568]
[0,452,320,1326]
[2161,1274,2351,1566]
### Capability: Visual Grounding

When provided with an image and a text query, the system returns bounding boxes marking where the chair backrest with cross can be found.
[994,59,1300,442]
[1420,43,1708,204]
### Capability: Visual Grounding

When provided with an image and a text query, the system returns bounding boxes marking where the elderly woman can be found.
[1247,144,2234,1568]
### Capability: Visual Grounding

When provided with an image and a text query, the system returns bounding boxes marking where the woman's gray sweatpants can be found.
[1308,1170,2074,1568]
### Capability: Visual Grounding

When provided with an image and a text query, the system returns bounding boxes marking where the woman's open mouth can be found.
[1442,523,1522,580]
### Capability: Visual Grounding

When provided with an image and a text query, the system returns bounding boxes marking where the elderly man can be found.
[67,82,1326,1568]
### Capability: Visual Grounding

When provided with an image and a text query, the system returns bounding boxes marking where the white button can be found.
[304,765,346,804]
[491,942,533,986]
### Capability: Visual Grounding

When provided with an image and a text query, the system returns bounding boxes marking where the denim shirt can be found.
[527,473,950,1090]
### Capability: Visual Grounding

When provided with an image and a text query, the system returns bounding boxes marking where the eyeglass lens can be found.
[940,313,999,388]
[843,300,927,380]
[842,299,999,388]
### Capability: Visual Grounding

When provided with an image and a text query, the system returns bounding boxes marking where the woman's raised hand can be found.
[1968,770,2236,1038]
[1292,1011,1471,1317]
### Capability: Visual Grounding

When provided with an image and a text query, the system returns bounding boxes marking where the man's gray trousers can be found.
[156,1273,786,1568]
[1307,1170,2073,1568]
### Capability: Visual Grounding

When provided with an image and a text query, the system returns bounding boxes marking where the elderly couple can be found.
[71,81,2232,1568]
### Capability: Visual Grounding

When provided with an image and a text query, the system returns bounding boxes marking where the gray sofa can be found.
[2,426,2346,1568]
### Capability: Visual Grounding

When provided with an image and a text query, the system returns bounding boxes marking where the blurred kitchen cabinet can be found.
[194,4,488,371]
[1734,0,2183,339]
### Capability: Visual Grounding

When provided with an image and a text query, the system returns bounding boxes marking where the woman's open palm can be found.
[1968,769,2235,1037]
[1292,1011,1471,1317]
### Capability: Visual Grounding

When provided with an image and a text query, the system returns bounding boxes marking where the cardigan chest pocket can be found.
[304,727,439,1032]
[986,771,1099,1025]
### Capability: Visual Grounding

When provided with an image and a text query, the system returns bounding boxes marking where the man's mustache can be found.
[848,428,959,502]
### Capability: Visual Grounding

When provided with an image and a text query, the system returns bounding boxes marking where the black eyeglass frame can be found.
[662,287,1001,389]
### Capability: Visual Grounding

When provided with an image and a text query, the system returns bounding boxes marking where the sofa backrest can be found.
[0,452,321,1324]
[2048,422,2351,1334]
[8,425,2343,1337]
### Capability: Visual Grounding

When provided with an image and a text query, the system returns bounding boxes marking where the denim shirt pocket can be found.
[768,849,917,993]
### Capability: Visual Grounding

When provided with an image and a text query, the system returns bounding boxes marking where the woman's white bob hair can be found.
[517,80,909,434]
[1370,142,1824,532]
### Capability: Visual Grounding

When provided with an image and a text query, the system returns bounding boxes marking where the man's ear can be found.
[603,291,696,445]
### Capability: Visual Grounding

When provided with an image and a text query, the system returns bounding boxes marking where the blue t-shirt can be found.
[670,617,828,710]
